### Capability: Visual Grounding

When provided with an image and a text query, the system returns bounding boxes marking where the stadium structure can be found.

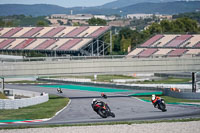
[0,26,111,56]
[128,34,200,58]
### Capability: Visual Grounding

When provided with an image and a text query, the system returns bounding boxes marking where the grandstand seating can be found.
[2,27,23,37]
[7,39,25,49]
[165,35,192,47]
[0,39,16,49]
[64,26,89,37]
[127,48,144,57]
[42,27,65,37]
[153,35,176,47]
[154,49,172,56]
[88,26,110,38]
[186,49,200,55]
[137,48,158,57]
[34,39,57,50]
[13,39,36,50]
[180,35,200,47]
[21,27,44,37]
[70,39,92,50]
[140,35,164,47]
[194,42,200,48]
[58,39,82,50]
[167,49,188,57]
[24,39,46,50]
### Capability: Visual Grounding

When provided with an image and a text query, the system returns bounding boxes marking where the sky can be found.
[0,0,116,8]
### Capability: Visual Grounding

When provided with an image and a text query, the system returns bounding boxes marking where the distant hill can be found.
[0,4,71,16]
[120,1,200,14]
[0,1,200,16]
[99,0,176,9]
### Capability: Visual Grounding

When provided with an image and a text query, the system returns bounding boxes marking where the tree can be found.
[88,18,107,26]
[36,20,48,27]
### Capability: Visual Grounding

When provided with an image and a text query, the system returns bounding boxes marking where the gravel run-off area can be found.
[0,121,200,133]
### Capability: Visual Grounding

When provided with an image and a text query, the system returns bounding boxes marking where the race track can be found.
[2,84,200,126]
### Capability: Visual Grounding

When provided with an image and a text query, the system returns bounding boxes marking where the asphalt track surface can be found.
[2,84,200,126]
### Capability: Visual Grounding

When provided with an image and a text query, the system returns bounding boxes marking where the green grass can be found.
[41,75,136,82]
[137,78,191,84]
[0,95,69,120]
[136,96,200,103]
[0,92,7,99]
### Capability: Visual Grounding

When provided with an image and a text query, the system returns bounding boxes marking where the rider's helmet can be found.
[152,94,156,100]
[92,98,97,104]
[101,93,105,97]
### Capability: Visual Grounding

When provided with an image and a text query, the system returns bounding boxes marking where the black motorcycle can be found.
[57,88,63,93]
[93,102,115,118]
[157,99,167,112]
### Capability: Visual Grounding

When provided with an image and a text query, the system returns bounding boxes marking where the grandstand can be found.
[128,34,200,58]
[0,26,111,56]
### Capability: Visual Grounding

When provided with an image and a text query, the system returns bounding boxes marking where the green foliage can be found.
[88,17,107,26]
[173,11,200,23]
[0,15,49,27]
[0,95,69,120]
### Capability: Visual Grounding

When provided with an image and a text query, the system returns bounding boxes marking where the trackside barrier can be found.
[164,88,200,99]
[0,89,49,109]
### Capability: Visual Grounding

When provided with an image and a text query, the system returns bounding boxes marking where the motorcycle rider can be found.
[57,87,62,93]
[91,99,105,113]
[151,94,161,108]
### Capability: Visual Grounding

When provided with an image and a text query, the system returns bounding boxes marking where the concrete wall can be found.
[0,57,200,77]
[0,90,49,109]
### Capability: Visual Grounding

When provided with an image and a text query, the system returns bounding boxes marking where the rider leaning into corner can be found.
[91,99,105,113]
[151,94,161,108]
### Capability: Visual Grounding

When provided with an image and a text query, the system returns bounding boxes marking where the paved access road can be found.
[3,84,200,126]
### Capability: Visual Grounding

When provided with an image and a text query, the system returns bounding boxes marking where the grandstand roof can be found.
[0,26,110,52]
[127,34,200,58]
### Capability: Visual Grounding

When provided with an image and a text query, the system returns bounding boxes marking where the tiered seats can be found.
[21,27,44,37]
[140,35,164,47]
[54,27,76,37]
[152,35,177,47]
[186,49,200,55]
[70,39,92,50]
[13,39,36,50]
[0,39,16,49]
[7,39,25,49]
[88,26,110,38]
[64,26,89,37]
[127,48,144,57]
[137,48,158,57]
[35,27,54,37]
[165,35,192,47]
[46,39,69,50]
[58,39,82,50]
[167,49,188,57]
[34,39,57,50]
[77,26,99,37]
[13,27,33,37]
[25,39,46,49]
[154,49,173,56]
[180,35,200,47]
[0,28,12,36]
[194,42,200,48]
[42,27,65,37]
[2,27,23,37]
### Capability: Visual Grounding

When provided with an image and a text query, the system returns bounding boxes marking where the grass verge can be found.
[136,78,191,84]
[136,96,200,103]
[0,92,7,99]
[0,95,69,120]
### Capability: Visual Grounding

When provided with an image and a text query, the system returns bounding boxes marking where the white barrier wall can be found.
[0,56,200,76]
[0,90,49,109]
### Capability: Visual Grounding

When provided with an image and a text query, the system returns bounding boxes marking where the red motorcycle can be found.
[92,101,115,118]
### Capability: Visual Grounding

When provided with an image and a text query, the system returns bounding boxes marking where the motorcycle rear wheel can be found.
[98,108,107,118]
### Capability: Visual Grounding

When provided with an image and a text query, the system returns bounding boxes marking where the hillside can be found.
[0,1,200,16]
[99,0,176,9]
[120,1,200,14]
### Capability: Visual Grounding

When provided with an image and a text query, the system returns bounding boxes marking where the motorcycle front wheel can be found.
[98,108,107,118]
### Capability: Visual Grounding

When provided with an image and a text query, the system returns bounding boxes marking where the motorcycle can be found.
[57,88,63,93]
[101,93,107,99]
[157,99,167,112]
[93,102,115,118]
